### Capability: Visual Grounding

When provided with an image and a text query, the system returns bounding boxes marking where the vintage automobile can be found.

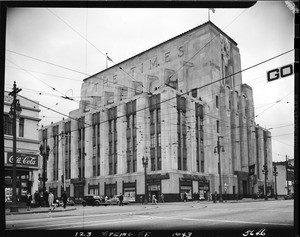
[284,193,294,200]
[107,195,130,205]
[82,195,106,206]
[67,198,75,206]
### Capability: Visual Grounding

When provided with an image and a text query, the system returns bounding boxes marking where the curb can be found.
[6,207,77,215]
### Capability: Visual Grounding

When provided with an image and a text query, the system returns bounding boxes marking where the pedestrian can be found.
[183,192,187,202]
[48,191,55,211]
[119,193,124,206]
[62,191,68,209]
[214,191,217,203]
[26,192,32,211]
[44,190,49,207]
[152,194,157,204]
[160,193,164,203]
[207,191,211,201]
[34,190,39,207]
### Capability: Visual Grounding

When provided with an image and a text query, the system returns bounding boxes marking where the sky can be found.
[4,1,296,162]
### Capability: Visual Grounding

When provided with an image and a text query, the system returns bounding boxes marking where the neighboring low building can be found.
[4,91,41,205]
[273,159,294,197]
[40,21,274,203]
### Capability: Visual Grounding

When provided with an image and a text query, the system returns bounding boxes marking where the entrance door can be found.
[148,184,160,203]
[243,180,248,196]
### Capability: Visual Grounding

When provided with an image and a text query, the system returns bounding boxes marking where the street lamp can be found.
[39,144,50,206]
[286,155,290,195]
[214,136,225,202]
[273,165,278,200]
[8,81,22,213]
[262,164,268,200]
[142,156,149,204]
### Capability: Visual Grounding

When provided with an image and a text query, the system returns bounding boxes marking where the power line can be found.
[31,49,294,135]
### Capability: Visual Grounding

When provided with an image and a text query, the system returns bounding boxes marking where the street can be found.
[4,200,295,236]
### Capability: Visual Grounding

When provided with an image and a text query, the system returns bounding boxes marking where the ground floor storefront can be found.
[45,171,270,203]
[5,152,39,207]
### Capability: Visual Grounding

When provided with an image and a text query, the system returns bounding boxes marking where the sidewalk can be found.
[5,206,77,215]
[5,197,283,215]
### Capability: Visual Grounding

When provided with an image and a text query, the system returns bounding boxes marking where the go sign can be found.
[267,64,293,82]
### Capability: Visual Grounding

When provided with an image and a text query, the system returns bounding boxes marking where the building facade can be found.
[273,159,294,197]
[4,91,41,205]
[40,22,274,203]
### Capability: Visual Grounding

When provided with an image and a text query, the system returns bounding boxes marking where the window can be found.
[217,120,220,133]
[4,115,13,135]
[19,117,24,137]
[149,95,161,171]
[192,88,197,98]
[216,96,219,108]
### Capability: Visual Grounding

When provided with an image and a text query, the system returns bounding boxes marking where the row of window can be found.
[3,115,24,137]
[40,95,208,180]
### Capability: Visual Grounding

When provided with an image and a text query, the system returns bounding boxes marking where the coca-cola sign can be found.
[7,152,38,168]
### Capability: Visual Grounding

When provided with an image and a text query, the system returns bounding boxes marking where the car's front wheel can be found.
[82,202,87,207]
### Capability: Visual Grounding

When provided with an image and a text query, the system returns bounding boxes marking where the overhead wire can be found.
[6,9,294,142]
[28,48,294,138]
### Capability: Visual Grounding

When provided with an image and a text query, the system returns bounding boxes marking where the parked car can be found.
[107,195,130,205]
[67,198,75,206]
[82,195,104,206]
[284,193,294,200]
[54,198,63,207]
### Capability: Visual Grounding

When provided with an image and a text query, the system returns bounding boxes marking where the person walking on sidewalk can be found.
[62,191,68,209]
[26,192,32,211]
[152,194,157,204]
[34,190,39,207]
[48,191,55,211]
[119,193,124,206]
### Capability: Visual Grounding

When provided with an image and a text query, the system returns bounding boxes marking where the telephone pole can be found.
[8,81,22,212]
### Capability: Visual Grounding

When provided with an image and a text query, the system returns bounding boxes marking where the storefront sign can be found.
[71,178,85,184]
[182,174,208,182]
[7,152,38,168]
[147,173,170,180]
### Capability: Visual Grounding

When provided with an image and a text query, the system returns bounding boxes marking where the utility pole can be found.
[214,136,225,202]
[262,164,268,200]
[286,155,290,195]
[8,81,22,212]
[40,144,50,207]
[273,165,278,200]
[142,156,149,204]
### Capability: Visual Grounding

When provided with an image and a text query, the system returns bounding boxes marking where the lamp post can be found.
[214,136,225,202]
[8,82,22,213]
[273,165,278,200]
[39,144,50,206]
[142,156,148,204]
[262,164,268,200]
[286,155,290,195]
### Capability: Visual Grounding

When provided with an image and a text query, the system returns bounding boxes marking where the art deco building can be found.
[40,21,274,203]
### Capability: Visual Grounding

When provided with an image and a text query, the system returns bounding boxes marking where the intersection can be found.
[5,199,294,235]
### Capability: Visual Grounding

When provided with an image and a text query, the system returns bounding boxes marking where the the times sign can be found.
[7,152,39,168]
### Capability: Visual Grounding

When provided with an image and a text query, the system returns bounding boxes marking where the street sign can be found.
[267,64,294,82]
